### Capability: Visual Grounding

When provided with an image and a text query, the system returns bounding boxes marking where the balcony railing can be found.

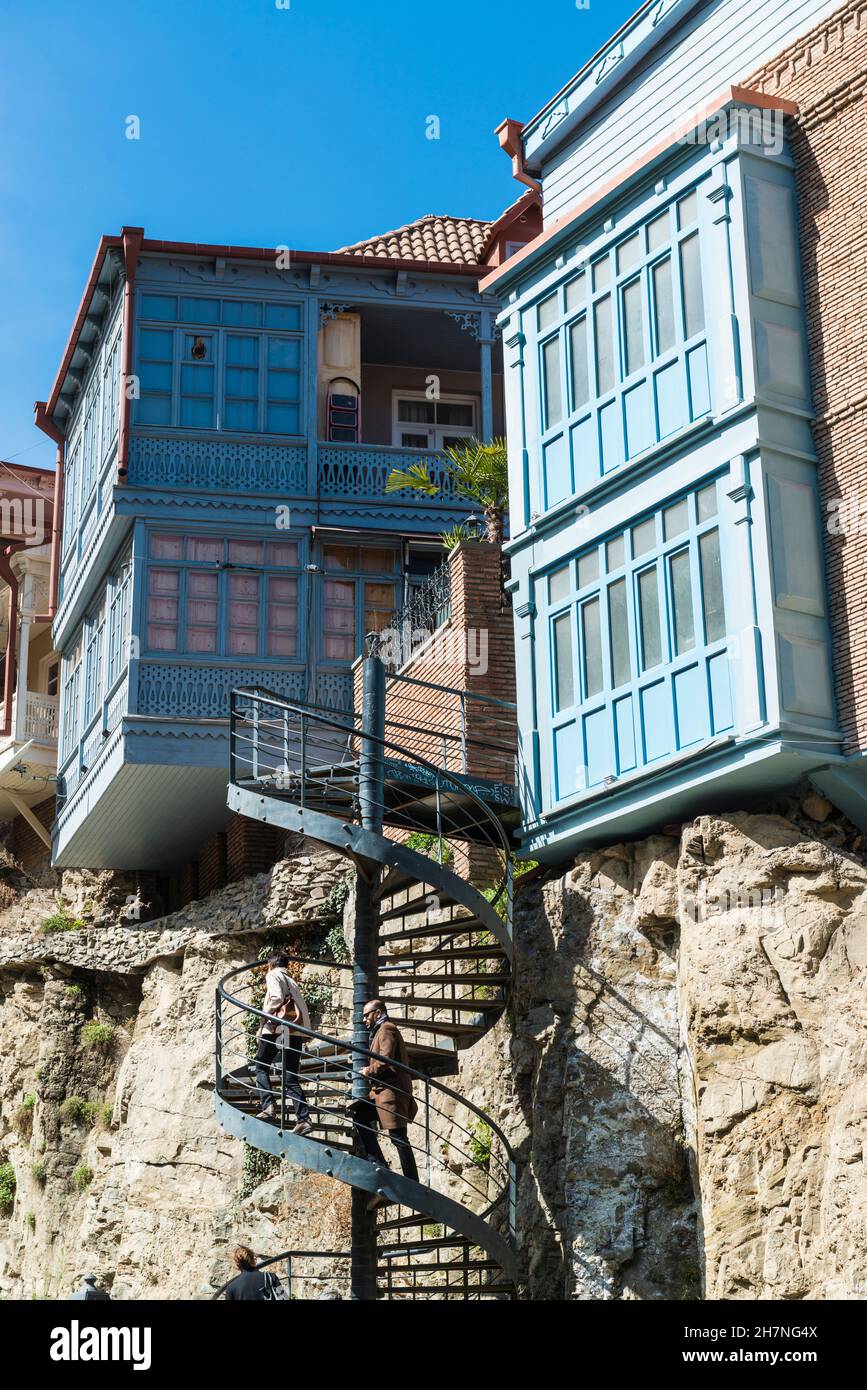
[0,691,59,748]
[23,692,59,745]
[318,443,459,502]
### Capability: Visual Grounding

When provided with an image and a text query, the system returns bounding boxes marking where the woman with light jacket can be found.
[254,952,313,1134]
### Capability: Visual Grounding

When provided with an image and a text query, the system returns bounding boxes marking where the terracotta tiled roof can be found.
[335,213,492,266]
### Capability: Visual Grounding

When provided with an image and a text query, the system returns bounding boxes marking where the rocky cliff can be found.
[0,847,352,1300]
[0,790,864,1301]
[455,789,866,1300]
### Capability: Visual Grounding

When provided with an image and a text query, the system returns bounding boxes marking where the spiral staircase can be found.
[215,673,519,1299]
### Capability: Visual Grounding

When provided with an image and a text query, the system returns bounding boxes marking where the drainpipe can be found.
[495,119,542,194]
[32,402,64,623]
[116,225,144,481]
[0,544,24,738]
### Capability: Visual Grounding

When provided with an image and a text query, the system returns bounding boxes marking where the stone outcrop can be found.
[449,790,866,1301]
[0,845,351,1300]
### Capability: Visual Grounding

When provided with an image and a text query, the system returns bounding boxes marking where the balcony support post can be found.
[13,608,31,745]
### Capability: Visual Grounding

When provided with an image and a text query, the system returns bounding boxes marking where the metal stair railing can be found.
[215,682,518,1299]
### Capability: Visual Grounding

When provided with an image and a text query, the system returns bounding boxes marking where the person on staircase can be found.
[356,998,419,1207]
[254,952,313,1135]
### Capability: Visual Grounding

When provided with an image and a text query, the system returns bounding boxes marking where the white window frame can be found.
[391,390,478,451]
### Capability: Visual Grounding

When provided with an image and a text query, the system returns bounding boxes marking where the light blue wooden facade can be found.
[495,2,848,862]
[51,243,502,869]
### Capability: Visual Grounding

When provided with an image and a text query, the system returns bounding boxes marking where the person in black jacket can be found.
[223,1246,287,1301]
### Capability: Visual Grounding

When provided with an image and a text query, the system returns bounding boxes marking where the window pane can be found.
[542,337,563,426]
[663,499,689,540]
[549,566,571,604]
[577,549,599,590]
[570,317,589,409]
[647,211,669,252]
[553,613,574,711]
[140,361,172,392]
[652,257,676,355]
[222,300,262,327]
[188,537,223,562]
[638,567,662,670]
[140,295,176,320]
[266,403,299,433]
[138,396,171,425]
[592,256,611,291]
[140,329,173,358]
[670,549,696,655]
[435,401,474,426]
[226,335,258,366]
[324,545,356,571]
[397,398,434,423]
[538,293,559,330]
[606,535,625,571]
[632,517,656,557]
[266,541,299,566]
[150,534,184,560]
[622,278,645,375]
[678,189,699,227]
[267,370,299,402]
[617,233,641,275]
[582,598,603,698]
[697,482,717,520]
[680,233,705,338]
[361,547,397,573]
[594,296,615,394]
[268,338,300,369]
[180,364,214,394]
[264,303,301,330]
[228,539,261,564]
[608,579,630,687]
[225,400,257,430]
[180,397,213,427]
[323,576,356,660]
[565,274,586,312]
[700,529,726,643]
[180,297,220,324]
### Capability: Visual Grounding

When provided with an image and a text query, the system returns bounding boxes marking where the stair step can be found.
[377,919,484,944]
[373,973,510,989]
[376,1283,513,1297]
[378,994,504,1013]
[376,896,463,925]
[380,946,506,964]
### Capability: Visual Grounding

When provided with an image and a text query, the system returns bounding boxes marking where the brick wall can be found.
[358,541,517,784]
[355,541,517,884]
[747,0,867,750]
[10,795,55,875]
[226,814,285,883]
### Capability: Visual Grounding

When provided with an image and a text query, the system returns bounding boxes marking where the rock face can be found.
[1,795,864,1301]
[450,795,867,1301]
[0,847,351,1300]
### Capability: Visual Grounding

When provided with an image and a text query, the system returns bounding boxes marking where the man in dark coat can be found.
[355,999,419,1206]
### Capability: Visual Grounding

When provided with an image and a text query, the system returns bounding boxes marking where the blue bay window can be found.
[544,477,734,804]
[535,186,711,511]
[135,295,303,436]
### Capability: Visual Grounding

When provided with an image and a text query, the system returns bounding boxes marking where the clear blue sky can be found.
[0,0,636,465]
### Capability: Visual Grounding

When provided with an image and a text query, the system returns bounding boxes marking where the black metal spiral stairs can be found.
[215,672,519,1299]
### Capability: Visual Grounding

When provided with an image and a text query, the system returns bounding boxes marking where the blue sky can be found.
[0,0,636,464]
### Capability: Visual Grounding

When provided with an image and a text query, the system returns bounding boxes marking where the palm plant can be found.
[385,437,508,545]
